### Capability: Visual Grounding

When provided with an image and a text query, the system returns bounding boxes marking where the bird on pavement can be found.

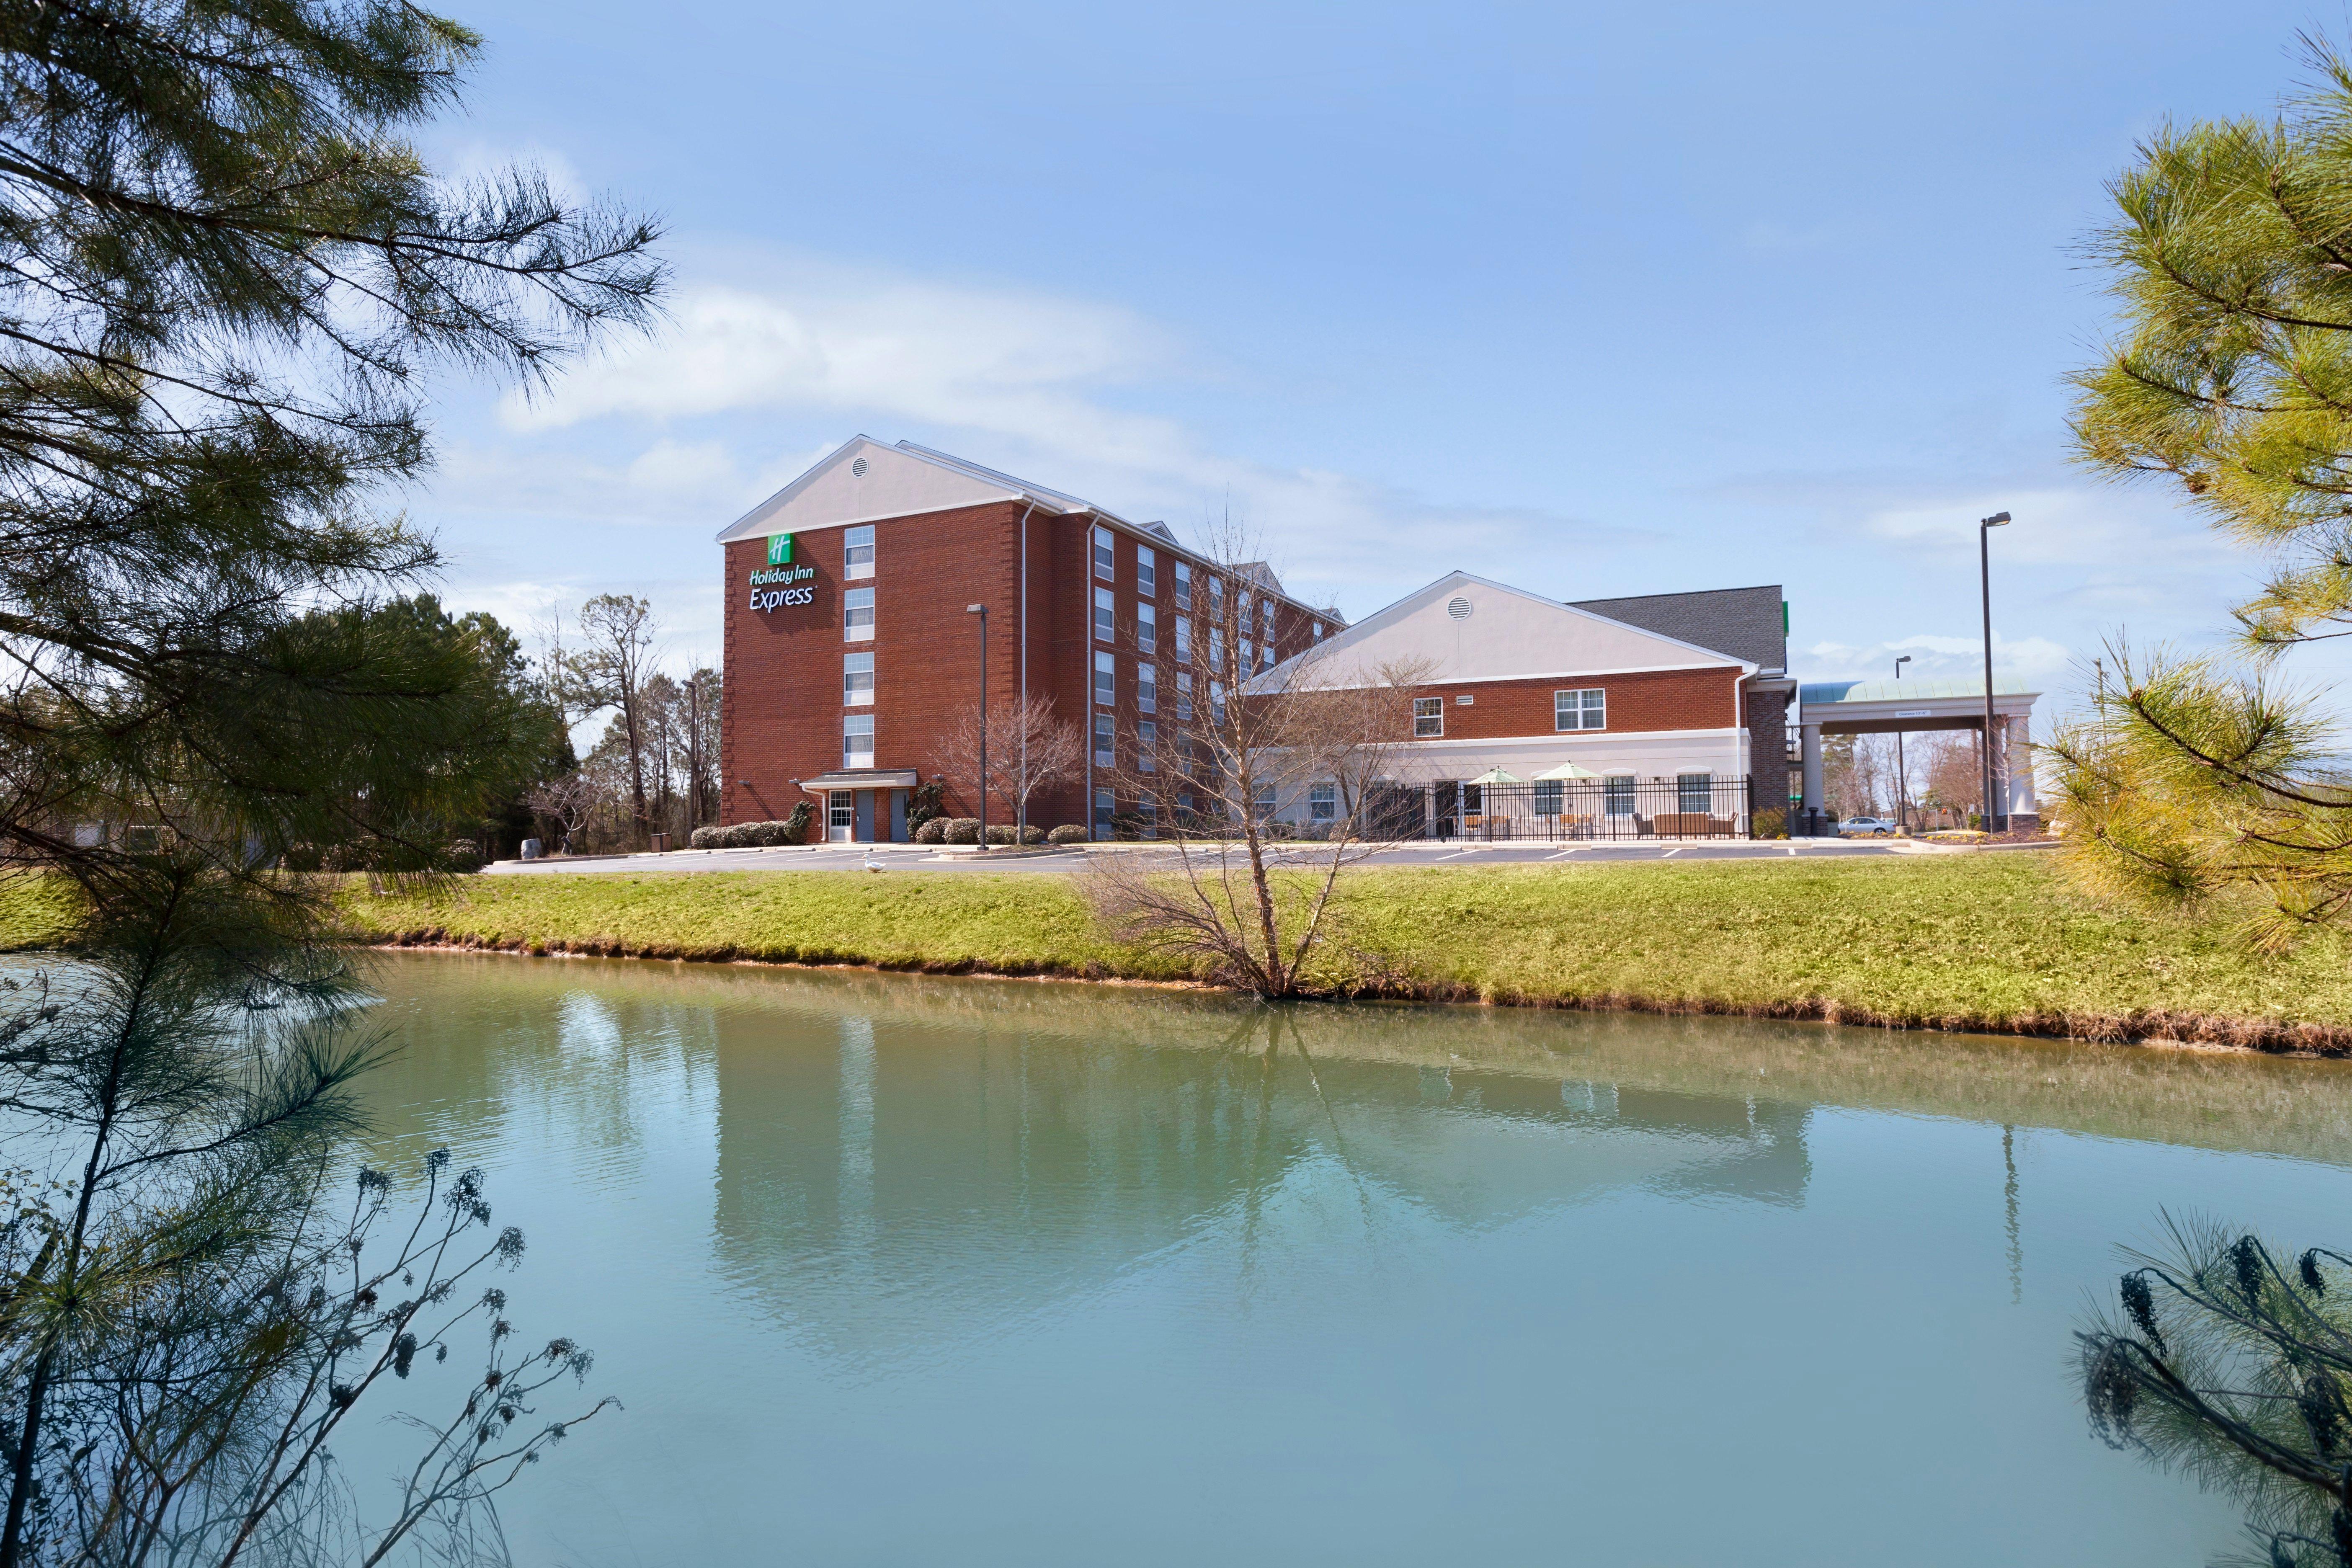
[862,846,883,873]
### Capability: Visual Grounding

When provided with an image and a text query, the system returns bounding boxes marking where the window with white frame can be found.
[1211,680,1227,724]
[1555,688,1606,731]
[843,524,875,580]
[1678,772,1714,814]
[1093,713,1114,767]
[1174,560,1193,610]
[842,713,874,768]
[1241,638,1254,672]
[1093,526,1115,580]
[843,651,874,706]
[1260,598,1274,637]
[1253,783,1277,820]
[1093,788,1116,838]
[1604,775,1635,816]
[1137,602,1156,652]
[1413,696,1444,738]
[1136,792,1157,837]
[1137,663,1157,714]
[1094,649,1115,707]
[1210,628,1225,671]
[828,792,854,841]
[1258,642,1274,673]
[1093,585,1115,643]
[1137,546,1156,597]
[1137,720,1156,770]
[1534,779,1563,816]
[1174,617,1191,663]
[1312,620,1325,641]
[843,586,874,641]
[1310,782,1336,821]
[1177,672,1194,721]
[1209,575,1224,614]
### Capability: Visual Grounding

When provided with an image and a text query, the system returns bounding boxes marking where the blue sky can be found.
[408,0,2339,712]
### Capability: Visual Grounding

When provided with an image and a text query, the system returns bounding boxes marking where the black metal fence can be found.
[1364,776,1754,841]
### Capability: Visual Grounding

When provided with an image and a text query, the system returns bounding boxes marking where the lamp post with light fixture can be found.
[1980,511,2010,833]
[967,603,988,851]
[1893,654,1911,830]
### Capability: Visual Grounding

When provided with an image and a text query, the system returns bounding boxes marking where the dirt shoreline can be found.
[361,929,2352,1060]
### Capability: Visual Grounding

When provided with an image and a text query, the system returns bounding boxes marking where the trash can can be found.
[521,838,542,860]
[650,832,670,853]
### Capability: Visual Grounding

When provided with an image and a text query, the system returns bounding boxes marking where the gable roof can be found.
[1265,570,1755,691]
[1570,585,1786,673]
[714,436,1137,544]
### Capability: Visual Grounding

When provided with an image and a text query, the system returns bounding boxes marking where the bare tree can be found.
[1083,520,1430,996]
[526,773,599,855]
[936,694,1085,836]
[567,596,660,848]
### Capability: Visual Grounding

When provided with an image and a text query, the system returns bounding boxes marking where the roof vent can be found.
[851,457,869,477]
[1447,596,1473,620]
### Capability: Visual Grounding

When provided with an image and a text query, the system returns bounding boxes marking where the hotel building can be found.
[718,438,1792,842]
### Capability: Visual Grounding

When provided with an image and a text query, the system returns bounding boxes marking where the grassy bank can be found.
[8,855,2351,1050]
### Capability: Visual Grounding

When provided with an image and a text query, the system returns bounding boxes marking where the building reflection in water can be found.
[706,998,1810,1362]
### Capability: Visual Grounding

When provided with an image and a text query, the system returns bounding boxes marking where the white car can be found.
[1839,816,1898,837]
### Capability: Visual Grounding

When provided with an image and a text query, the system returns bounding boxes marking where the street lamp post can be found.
[967,603,988,852]
[1979,511,2010,834]
[1893,654,1911,831]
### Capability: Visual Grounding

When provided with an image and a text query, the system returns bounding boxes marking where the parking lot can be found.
[485,836,1943,878]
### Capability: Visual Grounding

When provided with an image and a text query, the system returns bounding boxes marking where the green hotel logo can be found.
[766,533,793,566]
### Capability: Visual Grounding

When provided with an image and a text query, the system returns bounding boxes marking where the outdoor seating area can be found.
[1405,773,1753,841]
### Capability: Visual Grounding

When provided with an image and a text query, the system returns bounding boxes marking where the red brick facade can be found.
[1403,666,1743,742]
[720,503,1324,840]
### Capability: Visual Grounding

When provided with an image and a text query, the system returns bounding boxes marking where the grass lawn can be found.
[8,854,2351,1049]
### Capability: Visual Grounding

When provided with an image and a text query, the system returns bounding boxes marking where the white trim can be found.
[1310,659,1748,689]
[721,499,1021,540]
[1392,726,1747,749]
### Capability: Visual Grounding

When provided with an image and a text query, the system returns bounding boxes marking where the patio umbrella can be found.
[1465,767,1522,785]
[1534,761,1600,780]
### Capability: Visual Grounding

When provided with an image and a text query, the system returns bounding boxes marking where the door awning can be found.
[794,770,920,792]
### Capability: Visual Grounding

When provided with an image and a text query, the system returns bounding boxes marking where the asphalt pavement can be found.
[483,836,1940,877]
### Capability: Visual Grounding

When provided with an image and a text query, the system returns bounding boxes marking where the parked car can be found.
[1839,816,1898,837]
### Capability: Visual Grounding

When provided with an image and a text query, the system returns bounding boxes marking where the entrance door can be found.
[827,792,853,842]
[854,790,875,842]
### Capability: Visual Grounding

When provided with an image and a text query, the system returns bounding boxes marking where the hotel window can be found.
[1137,602,1156,652]
[1174,560,1193,610]
[1093,525,1115,580]
[843,524,875,580]
[1093,788,1116,839]
[1413,696,1444,738]
[1534,779,1563,816]
[1094,586,1115,643]
[1210,628,1225,671]
[1679,772,1715,814]
[1211,681,1228,724]
[1258,642,1274,673]
[842,713,874,769]
[1240,638,1254,673]
[1094,649,1115,707]
[843,651,874,706]
[1093,713,1114,767]
[1252,783,1277,820]
[1137,793,1158,837]
[1137,546,1156,597]
[828,793,854,842]
[1555,688,1606,731]
[1137,720,1157,771]
[1310,782,1337,822]
[1604,775,1636,816]
[843,586,874,641]
[1173,616,1190,663]
[1209,575,1224,615]
[1137,663,1157,714]
[1260,598,1274,637]
[1312,620,1325,641]
[1177,672,1194,722]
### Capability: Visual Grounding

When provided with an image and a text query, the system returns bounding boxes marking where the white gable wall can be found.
[1290,575,1744,689]
[716,437,1021,543]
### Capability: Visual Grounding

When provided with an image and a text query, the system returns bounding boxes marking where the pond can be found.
[340,952,2352,1566]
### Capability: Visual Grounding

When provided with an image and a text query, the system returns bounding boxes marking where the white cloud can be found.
[1804,631,2074,689]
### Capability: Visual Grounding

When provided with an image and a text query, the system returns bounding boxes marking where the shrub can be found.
[1752,807,1787,840]
[1046,824,1089,845]
[689,825,721,849]
[783,801,814,843]
[913,817,948,843]
[719,822,760,848]
[983,824,1048,846]
[443,839,485,873]
[280,842,322,872]
[905,779,946,837]
[942,817,981,845]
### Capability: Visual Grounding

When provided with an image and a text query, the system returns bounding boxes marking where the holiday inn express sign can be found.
[747,532,815,612]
